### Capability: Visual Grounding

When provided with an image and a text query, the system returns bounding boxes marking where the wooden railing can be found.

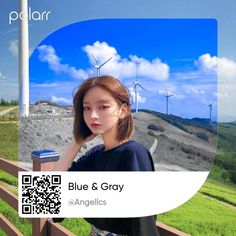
[0,157,75,236]
[0,156,190,236]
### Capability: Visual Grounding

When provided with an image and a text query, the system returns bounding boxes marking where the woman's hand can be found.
[53,134,97,171]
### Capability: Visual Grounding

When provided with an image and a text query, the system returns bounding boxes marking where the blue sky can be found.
[0,0,236,121]
[30,19,217,119]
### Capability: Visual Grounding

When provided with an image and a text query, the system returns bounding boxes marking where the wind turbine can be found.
[208,99,215,125]
[0,72,6,80]
[164,89,173,115]
[19,0,29,117]
[133,63,145,113]
[92,54,112,76]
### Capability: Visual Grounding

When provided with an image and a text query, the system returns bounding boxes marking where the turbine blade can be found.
[165,88,168,96]
[137,83,145,90]
[92,54,99,65]
[100,56,113,68]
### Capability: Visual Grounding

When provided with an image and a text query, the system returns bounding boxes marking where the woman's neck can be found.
[102,133,128,151]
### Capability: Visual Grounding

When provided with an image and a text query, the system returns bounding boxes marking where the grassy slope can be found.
[0,105,18,114]
[199,179,236,206]
[141,109,236,184]
[158,191,236,236]
[0,114,236,235]
[0,106,8,112]
[209,122,236,183]
[0,123,18,160]
[158,179,236,236]
[0,176,235,236]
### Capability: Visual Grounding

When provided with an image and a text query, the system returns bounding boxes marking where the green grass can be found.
[199,180,236,206]
[217,123,236,152]
[0,105,18,115]
[0,118,236,235]
[0,199,31,236]
[0,106,9,112]
[0,178,235,236]
[208,122,236,184]
[0,170,18,186]
[0,229,7,236]
[6,108,18,117]
[0,123,18,160]
[208,164,230,182]
[158,191,236,236]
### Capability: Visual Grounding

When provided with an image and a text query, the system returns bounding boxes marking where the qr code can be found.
[21,175,61,214]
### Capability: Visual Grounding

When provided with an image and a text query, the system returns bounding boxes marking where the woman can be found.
[53,75,159,236]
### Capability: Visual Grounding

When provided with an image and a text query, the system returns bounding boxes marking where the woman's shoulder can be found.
[85,144,104,157]
[123,140,149,153]
[122,140,154,171]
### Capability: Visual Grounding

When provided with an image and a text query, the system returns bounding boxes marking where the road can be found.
[0,106,17,116]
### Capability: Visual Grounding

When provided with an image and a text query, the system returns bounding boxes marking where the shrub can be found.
[147,130,158,138]
[229,170,236,184]
[181,145,195,155]
[196,132,209,141]
[147,124,164,132]
[221,170,230,180]
[171,121,188,133]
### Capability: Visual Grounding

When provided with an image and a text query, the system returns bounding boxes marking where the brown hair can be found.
[73,75,134,143]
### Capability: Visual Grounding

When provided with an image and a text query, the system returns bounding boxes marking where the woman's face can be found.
[83,86,123,137]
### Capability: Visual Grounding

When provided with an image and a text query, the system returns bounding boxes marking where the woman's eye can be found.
[100,105,109,110]
[83,107,90,111]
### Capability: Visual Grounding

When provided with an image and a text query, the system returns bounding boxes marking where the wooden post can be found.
[31,150,60,236]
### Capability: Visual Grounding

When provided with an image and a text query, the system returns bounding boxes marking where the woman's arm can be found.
[53,140,83,171]
[53,134,97,171]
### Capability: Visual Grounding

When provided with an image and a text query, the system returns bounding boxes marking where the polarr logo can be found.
[9,7,51,25]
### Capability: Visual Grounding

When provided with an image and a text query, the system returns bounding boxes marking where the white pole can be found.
[19,0,29,117]
[135,84,138,113]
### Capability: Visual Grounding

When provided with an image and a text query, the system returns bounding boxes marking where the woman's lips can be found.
[91,123,102,128]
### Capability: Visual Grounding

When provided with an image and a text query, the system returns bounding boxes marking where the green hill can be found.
[209,122,236,183]
[139,109,236,184]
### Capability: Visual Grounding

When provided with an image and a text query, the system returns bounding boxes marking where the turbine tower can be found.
[208,99,215,125]
[133,63,145,113]
[19,0,29,117]
[92,54,112,76]
[164,89,173,115]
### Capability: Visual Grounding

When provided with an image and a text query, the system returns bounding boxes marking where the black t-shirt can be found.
[56,140,159,236]
[68,140,155,171]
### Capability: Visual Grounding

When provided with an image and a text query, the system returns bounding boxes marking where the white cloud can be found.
[9,39,33,57]
[51,95,72,104]
[84,41,169,81]
[172,71,204,80]
[130,55,169,81]
[158,88,184,100]
[83,41,119,66]
[9,39,18,57]
[184,85,205,95]
[129,87,146,104]
[195,53,217,73]
[218,82,236,121]
[38,45,89,80]
[213,92,229,98]
[195,54,236,83]
[174,94,185,100]
[218,57,236,82]
[38,42,170,82]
